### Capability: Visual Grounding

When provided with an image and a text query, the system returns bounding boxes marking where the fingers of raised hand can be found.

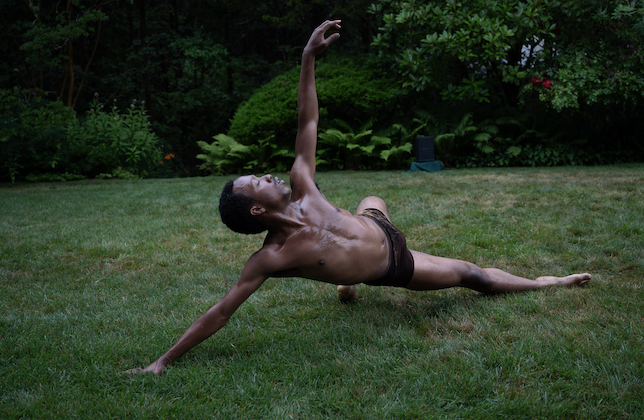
[316,20,341,36]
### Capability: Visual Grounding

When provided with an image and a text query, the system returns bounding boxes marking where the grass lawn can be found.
[1,164,643,419]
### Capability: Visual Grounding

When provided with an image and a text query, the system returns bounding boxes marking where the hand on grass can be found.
[123,357,168,376]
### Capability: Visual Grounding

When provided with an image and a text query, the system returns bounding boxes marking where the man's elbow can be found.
[203,305,232,329]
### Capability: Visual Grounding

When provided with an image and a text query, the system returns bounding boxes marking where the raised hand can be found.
[303,20,341,56]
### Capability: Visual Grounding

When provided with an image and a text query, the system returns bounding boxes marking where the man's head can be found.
[218,174,290,234]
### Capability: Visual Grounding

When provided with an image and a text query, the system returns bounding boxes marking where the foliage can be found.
[372,0,555,104]
[434,110,538,161]
[0,89,165,182]
[110,167,142,180]
[66,95,162,177]
[1,0,380,175]
[197,134,253,175]
[199,115,435,174]
[318,119,383,170]
[199,111,471,174]
[377,113,438,168]
[372,0,644,152]
[24,172,86,183]
[434,108,642,168]
[197,134,294,175]
[529,0,644,112]
[227,57,404,147]
[318,114,439,170]
[10,0,108,107]
[2,0,643,174]
[0,88,76,182]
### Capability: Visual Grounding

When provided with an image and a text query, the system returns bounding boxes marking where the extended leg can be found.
[405,250,591,293]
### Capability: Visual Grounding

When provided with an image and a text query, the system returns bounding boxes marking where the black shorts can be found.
[357,208,415,288]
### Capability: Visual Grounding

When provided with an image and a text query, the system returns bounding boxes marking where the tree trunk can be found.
[67,40,75,107]
[139,0,151,107]
[73,20,103,108]
[65,0,75,107]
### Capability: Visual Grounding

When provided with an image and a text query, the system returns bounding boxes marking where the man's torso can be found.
[258,195,391,285]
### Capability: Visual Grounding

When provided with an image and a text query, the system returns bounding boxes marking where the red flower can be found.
[532,75,551,89]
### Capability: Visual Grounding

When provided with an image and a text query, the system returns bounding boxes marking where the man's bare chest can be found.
[268,220,389,284]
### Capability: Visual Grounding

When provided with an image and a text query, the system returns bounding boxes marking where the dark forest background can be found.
[1,0,643,181]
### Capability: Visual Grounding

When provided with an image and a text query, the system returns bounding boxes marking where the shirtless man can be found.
[132,20,590,375]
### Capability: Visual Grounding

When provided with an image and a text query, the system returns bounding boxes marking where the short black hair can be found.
[219,179,268,234]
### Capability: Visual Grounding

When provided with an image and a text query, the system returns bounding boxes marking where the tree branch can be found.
[73,19,102,108]
[0,9,37,89]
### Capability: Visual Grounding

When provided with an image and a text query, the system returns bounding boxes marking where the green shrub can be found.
[227,57,404,147]
[25,172,86,182]
[200,113,434,174]
[433,108,643,168]
[0,90,165,182]
[317,118,422,170]
[197,134,293,175]
[197,134,253,175]
[66,95,162,177]
[0,88,76,182]
[376,114,436,169]
[318,119,380,170]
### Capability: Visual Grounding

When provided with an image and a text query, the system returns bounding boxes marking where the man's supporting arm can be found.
[131,262,268,375]
[290,20,341,197]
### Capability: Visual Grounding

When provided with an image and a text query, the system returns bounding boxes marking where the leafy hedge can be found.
[433,108,644,168]
[0,89,165,182]
[0,88,76,182]
[227,57,405,147]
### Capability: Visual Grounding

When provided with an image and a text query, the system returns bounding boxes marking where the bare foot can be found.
[337,285,359,302]
[536,273,592,286]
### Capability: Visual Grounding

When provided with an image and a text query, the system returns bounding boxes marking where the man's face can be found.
[233,174,290,209]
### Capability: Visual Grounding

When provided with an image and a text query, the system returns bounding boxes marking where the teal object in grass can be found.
[408,161,444,173]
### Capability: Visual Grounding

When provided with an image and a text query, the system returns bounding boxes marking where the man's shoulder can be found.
[243,232,313,277]
[254,229,314,257]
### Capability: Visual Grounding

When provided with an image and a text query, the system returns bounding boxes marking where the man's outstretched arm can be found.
[127,261,269,375]
[290,20,341,198]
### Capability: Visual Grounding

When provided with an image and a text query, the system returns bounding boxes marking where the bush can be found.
[227,57,405,147]
[1,90,165,182]
[372,0,644,162]
[0,88,76,182]
[66,95,162,177]
[197,134,293,175]
[433,109,644,168]
[199,115,433,174]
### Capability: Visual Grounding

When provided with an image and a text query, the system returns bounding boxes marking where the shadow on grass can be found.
[173,288,503,367]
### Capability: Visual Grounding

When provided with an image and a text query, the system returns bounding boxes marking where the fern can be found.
[197,134,253,175]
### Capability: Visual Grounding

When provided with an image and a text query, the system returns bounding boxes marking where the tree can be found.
[372,0,644,152]
[531,0,644,112]
[372,0,644,109]
[1,0,110,107]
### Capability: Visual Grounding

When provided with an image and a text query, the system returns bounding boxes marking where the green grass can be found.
[1,165,643,419]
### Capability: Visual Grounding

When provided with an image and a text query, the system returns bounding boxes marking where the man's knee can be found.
[337,285,358,302]
[356,196,387,214]
[457,262,493,292]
